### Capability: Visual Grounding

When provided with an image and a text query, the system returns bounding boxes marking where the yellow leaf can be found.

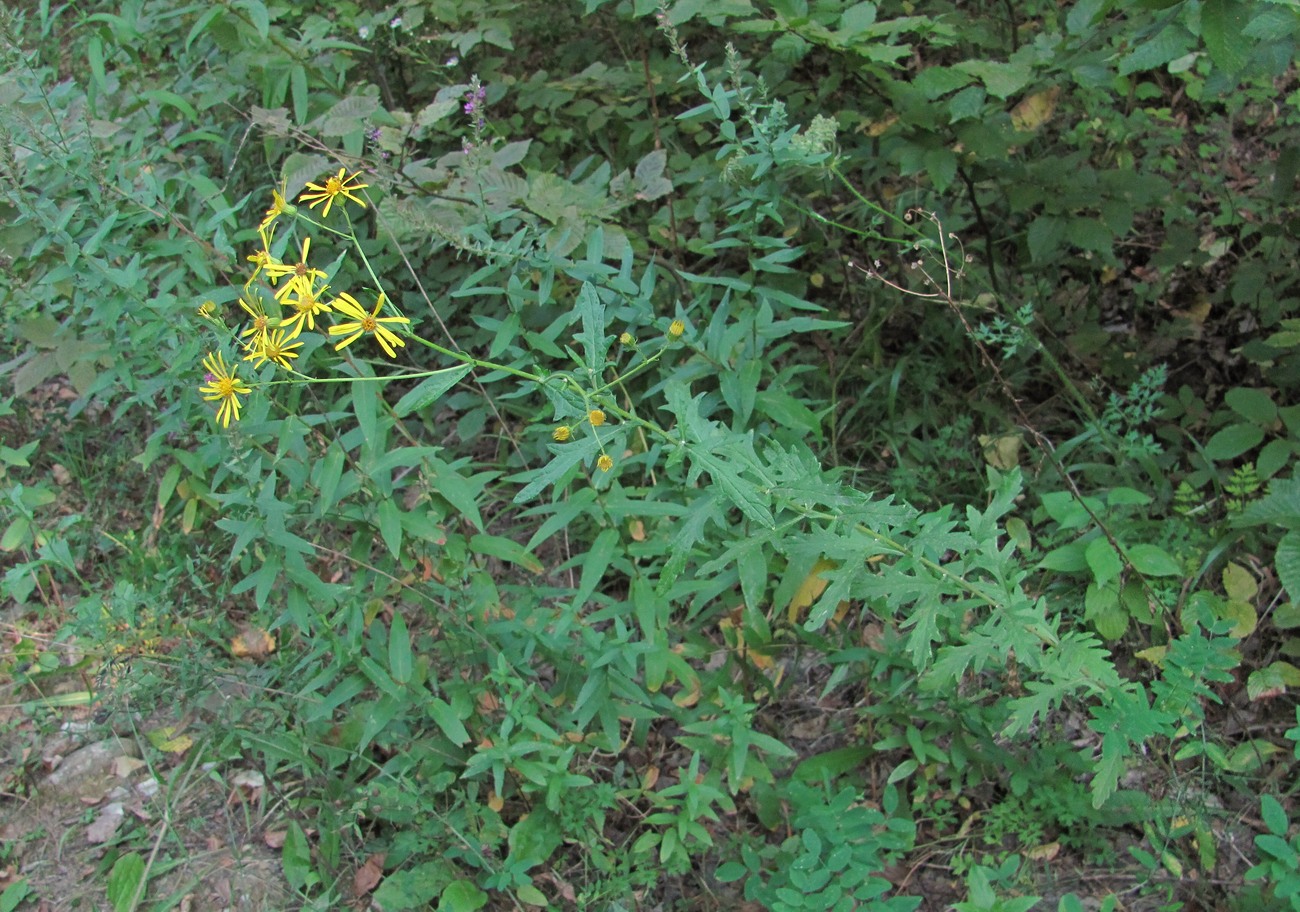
[864,112,898,137]
[1136,645,1167,667]
[1222,562,1258,603]
[1011,86,1061,133]
[787,558,837,625]
[148,726,193,754]
[979,433,1022,470]
[1220,600,1257,639]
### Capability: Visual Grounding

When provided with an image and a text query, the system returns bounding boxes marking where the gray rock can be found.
[42,738,141,793]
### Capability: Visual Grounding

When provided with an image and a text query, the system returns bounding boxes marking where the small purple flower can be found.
[366,126,382,143]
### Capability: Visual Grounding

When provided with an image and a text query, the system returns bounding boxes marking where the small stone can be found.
[85,802,125,844]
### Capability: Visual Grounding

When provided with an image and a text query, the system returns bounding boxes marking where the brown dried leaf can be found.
[352,852,386,896]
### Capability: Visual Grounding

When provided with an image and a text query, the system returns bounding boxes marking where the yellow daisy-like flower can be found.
[259,185,292,233]
[238,293,275,349]
[596,454,614,472]
[244,327,304,371]
[667,319,685,339]
[199,351,252,428]
[299,168,369,219]
[280,279,332,338]
[588,409,606,427]
[329,292,410,358]
[263,237,325,302]
[245,243,274,287]
[552,426,572,442]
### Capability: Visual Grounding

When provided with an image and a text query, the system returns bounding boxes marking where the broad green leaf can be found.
[374,862,454,909]
[1085,537,1124,587]
[282,821,311,890]
[571,527,619,611]
[428,697,470,745]
[1201,0,1250,75]
[955,59,1033,99]
[441,880,488,912]
[576,282,606,378]
[0,878,32,912]
[377,498,403,560]
[1125,543,1181,577]
[1118,24,1194,75]
[107,852,145,912]
[1203,423,1264,461]
[516,885,549,907]
[1027,214,1067,263]
[394,364,473,417]
[1277,531,1300,604]
[470,533,543,574]
[388,611,412,685]
[1039,540,1088,573]
[1225,387,1277,426]
[1261,793,1289,836]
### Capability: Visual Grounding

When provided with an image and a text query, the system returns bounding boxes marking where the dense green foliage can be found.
[2,0,1300,909]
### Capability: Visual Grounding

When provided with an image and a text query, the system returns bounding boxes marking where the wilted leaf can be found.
[1010,86,1060,132]
[147,727,193,754]
[979,433,1022,470]
[787,557,836,624]
[352,853,385,897]
[1222,562,1258,603]
[1247,661,1300,700]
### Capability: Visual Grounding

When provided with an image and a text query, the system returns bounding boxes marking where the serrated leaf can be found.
[1201,0,1250,76]
[1027,214,1066,263]
[394,365,473,417]
[575,282,606,377]
[955,59,1033,99]
[1277,531,1300,602]
[1247,661,1300,700]
[513,437,601,504]
[690,449,774,529]
[1086,537,1124,587]
[1118,25,1195,75]
[281,821,311,890]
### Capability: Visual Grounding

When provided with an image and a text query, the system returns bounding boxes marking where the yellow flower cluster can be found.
[201,168,413,428]
[552,405,617,474]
